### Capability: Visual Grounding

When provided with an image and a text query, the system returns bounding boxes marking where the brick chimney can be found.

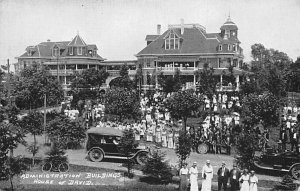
[180,19,184,35]
[157,24,161,35]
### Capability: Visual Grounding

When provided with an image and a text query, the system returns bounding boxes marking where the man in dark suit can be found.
[217,161,230,191]
[229,164,241,191]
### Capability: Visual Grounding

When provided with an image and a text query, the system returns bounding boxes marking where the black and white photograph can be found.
[0,0,300,190]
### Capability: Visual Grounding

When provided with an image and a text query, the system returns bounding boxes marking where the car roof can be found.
[87,127,123,137]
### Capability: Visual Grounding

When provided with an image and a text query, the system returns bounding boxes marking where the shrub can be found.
[272,175,297,191]
[141,150,173,184]
[175,130,193,168]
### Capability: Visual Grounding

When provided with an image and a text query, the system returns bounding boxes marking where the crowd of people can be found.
[179,160,258,191]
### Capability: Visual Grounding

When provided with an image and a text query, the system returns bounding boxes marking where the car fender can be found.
[88,147,105,157]
[289,163,300,172]
[130,150,149,159]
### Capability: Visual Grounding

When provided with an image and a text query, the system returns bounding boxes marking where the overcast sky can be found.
[0,0,300,68]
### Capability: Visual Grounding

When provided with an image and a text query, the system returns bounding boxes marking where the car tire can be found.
[290,164,300,180]
[197,143,208,154]
[89,148,104,162]
[136,152,148,165]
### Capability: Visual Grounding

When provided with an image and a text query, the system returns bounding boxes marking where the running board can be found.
[104,156,134,160]
[254,161,289,172]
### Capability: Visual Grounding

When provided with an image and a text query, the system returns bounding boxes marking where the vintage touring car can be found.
[254,150,300,180]
[86,127,149,165]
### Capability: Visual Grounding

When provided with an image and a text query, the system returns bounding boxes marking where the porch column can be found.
[193,74,196,87]
[75,64,78,70]
[236,75,240,91]
[64,63,67,85]
[194,61,196,70]
[220,75,223,91]
[87,64,90,69]
[172,62,175,71]
[64,76,67,85]
[155,61,158,89]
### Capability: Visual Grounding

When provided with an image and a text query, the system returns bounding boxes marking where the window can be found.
[53,47,59,57]
[228,44,232,51]
[225,30,230,38]
[233,44,236,52]
[218,44,222,51]
[146,59,151,68]
[218,58,222,68]
[93,50,97,57]
[77,47,82,55]
[69,47,73,55]
[165,32,180,50]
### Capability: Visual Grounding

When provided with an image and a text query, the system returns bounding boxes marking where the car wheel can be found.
[136,152,149,165]
[291,164,300,180]
[89,148,104,162]
[197,143,208,154]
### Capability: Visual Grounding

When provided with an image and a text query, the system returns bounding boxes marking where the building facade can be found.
[15,34,105,92]
[136,17,246,92]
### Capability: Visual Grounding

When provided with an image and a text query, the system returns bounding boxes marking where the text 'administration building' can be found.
[136,17,246,91]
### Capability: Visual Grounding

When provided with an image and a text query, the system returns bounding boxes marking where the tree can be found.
[236,132,257,170]
[70,67,109,107]
[195,63,217,99]
[21,111,43,165]
[141,150,173,184]
[0,123,28,191]
[158,69,182,94]
[165,89,203,132]
[118,128,138,178]
[104,88,141,121]
[46,114,86,149]
[109,64,135,89]
[175,131,193,167]
[14,64,64,110]
[241,92,280,129]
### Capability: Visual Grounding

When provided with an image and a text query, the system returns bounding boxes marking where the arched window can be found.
[53,46,59,57]
[165,32,180,50]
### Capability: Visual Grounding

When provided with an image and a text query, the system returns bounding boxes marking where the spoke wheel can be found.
[59,162,69,172]
[136,152,149,165]
[42,162,52,172]
[197,143,208,154]
[291,164,300,180]
[89,148,104,162]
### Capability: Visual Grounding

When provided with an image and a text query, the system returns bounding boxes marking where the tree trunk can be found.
[33,133,36,166]
[183,117,187,133]
[9,174,14,191]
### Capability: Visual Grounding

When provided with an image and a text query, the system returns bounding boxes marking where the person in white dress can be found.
[202,160,213,191]
[239,169,250,191]
[189,162,199,191]
[249,170,258,191]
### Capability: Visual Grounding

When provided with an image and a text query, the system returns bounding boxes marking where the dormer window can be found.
[53,47,59,57]
[218,44,222,51]
[77,47,83,55]
[69,47,73,55]
[93,50,97,57]
[165,32,180,50]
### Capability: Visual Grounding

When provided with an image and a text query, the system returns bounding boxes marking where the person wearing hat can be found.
[179,163,189,191]
[201,160,213,191]
[249,170,258,191]
[239,169,250,191]
[229,164,241,191]
[217,162,230,191]
[189,162,199,191]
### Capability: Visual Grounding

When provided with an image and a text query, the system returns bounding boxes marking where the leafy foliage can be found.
[14,64,64,110]
[104,88,141,121]
[21,111,43,165]
[241,92,280,129]
[195,63,217,99]
[273,175,297,191]
[236,132,257,170]
[165,89,203,132]
[46,114,86,149]
[175,131,193,167]
[158,69,182,94]
[119,128,138,177]
[142,150,173,184]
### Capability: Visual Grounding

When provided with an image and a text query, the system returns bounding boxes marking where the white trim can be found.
[218,44,222,51]
[77,47,83,55]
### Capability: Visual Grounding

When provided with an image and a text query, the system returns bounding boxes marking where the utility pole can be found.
[44,94,47,144]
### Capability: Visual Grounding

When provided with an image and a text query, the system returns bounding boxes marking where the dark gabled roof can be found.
[87,44,98,50]
[137,27,221,56]
[68,34,87,46]
[86,127,123,137]
[145,35,160,41]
